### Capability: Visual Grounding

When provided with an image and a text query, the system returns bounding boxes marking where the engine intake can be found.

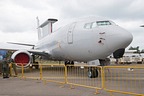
[11,50,32,67]
[113,48,125,59]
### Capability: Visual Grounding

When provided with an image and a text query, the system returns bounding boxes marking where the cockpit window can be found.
[96,21,111,26]
[84,23,92,29]
[91,22,97,28]
[84,21,112,29]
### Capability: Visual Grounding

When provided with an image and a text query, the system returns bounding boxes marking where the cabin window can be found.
[84,23,92,29]
[96,21,111,26]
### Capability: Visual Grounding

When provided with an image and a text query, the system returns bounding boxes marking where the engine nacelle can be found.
[113,48,125,59]
[11,50,32,67]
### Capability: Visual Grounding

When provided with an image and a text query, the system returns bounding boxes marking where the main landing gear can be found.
[30,55,39,69]
[65,61,99,78]
[65,61,74,66]
[88,67,99,78]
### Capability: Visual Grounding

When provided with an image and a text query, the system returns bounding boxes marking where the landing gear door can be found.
[67,23,76,44]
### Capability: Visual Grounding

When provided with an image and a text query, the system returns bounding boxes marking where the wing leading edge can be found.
[0,42,51,57]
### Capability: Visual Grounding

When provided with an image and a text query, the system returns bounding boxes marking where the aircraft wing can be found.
[0,42,32,51]
[28,49,50,57]
[0,42,51,57]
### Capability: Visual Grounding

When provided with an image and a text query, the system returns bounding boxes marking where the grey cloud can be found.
[52,0,144,21]
[0,1,35,32]
[0,0,144,49]
[0,13,35,33]
[12,0,48,10]
[0,0,59,33]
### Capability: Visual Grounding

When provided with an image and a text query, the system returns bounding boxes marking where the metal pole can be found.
[101,66,105,89]
[40,64,43,80]
[9,63,12,76]
[64,65,68,84]
[21,63,24,78]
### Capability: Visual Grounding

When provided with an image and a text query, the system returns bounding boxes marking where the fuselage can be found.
[35,16,133,62]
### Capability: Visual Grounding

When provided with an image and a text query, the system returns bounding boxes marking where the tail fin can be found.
[36,17,42,40]
[36,17,58,40]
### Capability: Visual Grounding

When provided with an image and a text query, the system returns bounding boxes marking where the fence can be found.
[9,63,41,80]
[9,63,144,96]
[42,64,66,84]
[66,65,103,92]
[103,66,144,95]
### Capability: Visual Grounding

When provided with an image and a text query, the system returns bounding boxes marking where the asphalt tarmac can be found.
[0,77,108,96]
[0,64,144,96]
[0,77,136,96]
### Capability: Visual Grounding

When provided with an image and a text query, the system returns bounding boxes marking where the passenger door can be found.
[67,23,76,44]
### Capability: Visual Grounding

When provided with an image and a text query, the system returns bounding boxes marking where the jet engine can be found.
[113,48,125,59]
[11,50,32,67]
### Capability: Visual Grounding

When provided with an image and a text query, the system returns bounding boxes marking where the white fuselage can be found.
[35,16,133,62]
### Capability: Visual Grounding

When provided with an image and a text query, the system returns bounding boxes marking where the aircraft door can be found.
[67,23,76,44]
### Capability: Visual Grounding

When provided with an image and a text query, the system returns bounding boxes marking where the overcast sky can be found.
[0,0,144,49]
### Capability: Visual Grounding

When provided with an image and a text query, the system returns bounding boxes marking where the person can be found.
[1,58,9,78]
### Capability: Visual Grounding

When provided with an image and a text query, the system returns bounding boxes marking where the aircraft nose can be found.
[107,28,133,51]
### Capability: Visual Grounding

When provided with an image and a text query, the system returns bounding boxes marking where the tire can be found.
[88,69,98,78]
[88,69,94,78]
[95,69,98,77]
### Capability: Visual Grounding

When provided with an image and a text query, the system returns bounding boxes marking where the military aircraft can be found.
[0,16,133,77]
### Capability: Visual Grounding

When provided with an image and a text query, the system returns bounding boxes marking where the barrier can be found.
[67,65,102,92]
[10,63,41,80]
[41,64,66,84]
[103,66,144,95]
[9,63,144,96]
